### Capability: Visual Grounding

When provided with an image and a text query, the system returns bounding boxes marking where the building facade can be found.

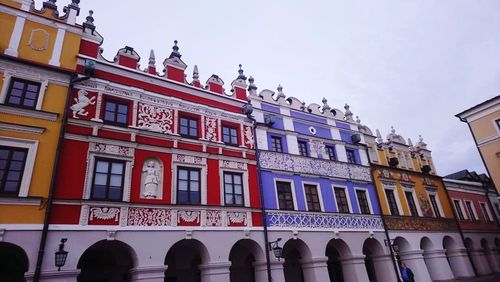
[0,0,82,280]
[456,95,500,193]
[362,128,476,281]
[444,173,500,276]
[248,88,397,282]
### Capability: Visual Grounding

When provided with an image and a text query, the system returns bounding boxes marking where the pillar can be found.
[269,260,285,282]
[446,248,475,278]
[371,254,399,282]
[253,261,269,282]
[484,247,500,272]
[130,265,168,281]
[399,250,432,282]
[341,255,370,282]
[469,249,493,276]
[301,257,329,282]
[422,249,454,281]
[200,261,231,282]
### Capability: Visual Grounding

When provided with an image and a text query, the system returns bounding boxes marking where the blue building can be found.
[248,81,398,282]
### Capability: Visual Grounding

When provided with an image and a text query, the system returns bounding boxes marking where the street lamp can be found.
[55,238,68,271]
[269,238,283,261]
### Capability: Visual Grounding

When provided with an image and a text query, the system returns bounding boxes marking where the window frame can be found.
[0,146,28,195]
[90,157,126,201]
[333,186,352,213]
[270,136,283,153]
[464,200,478,221]
[385,188,400,216]
[453,199,466,220]
[222,125,239,146]
[404,191,419,217]
[346,148,357,164]
[355,188,372,215]
[178,116,199,139]
[5,77,41,110]
[325,145,336,161]
[298,140,308,157]
[176,166,201,205]
[303,183,322,212]
[223,171,244,206]
[275,180,295,211]
[479,202,493,222]
[429,194,442,218]
[0,137,38,197]
[103,99,130,127]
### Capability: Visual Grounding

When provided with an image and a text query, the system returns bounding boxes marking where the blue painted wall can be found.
[266,132,288,153]
[290,110,327,124]
[293,121,332,139]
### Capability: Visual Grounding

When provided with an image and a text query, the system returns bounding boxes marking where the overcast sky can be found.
[47,1,500,176]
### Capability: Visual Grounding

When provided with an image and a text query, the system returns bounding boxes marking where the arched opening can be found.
[326,239,351,282]
[393,236,411,265]
[229,239,264,282]
[363,238,385,282]
[282,239,311,282]
[77,240,135,282]
[481,238,495,272]
[165,239,208,282]
[0,242,29,282]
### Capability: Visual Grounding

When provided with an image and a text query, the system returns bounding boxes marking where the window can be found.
[0,146,28,195]
[325,146,336,161]
[271,136,283,153]
[298,141,308,157]
[91,158,125,201]
[103,100,129,126]
[179,117,198,138]
[453,200,465,220]
[222,126,238,146]
[429,194,441,217]
[177,167,200,204]
[385,189,400,216]
[346,149,356,164]
[405,191,419,217]
[334,187,350,213]
[465,201,477,220]
[480,203,493,222]
[224,172,243,206]
[356,190,371,214]
[304,184,321,212]
[5,78,40,109]
[276,181,294,210]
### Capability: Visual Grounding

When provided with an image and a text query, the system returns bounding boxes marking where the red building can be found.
[42,11,265,282]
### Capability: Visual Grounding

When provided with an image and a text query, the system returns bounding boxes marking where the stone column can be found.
[253,261,269,282]
[484,248,500,273]
[371,254,399,282]
[341,255,370,282]
[446,248,475,278]
[469,249,493,276]
[199,261,231,282]
[301,257,329,282]
[130,265,168,281]
[422,249,454,281]
[399,250,432,282]
[269,260,285,282]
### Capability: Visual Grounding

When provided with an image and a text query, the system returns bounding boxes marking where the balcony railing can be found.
[266,210,384,230]
[258,151,371,182]
[383,215,458,231]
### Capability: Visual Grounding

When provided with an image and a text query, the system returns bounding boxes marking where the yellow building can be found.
[0,0,82,280]
[456,95,500,194]
[359,125,476,280]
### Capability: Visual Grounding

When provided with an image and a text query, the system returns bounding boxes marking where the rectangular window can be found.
[385,189,400,216]
[465,201,476,220]
[0,146,28,195]
[91,158,125,201]
[346,149,356,164]
[356,190,371,214]
[298,141,308,157]
[177,167,200,204]
[453,200,465,220]
[405,191,419,217]
[179,117,198,138]
[276,181,294,210]
[224,172,243,206]
[334,187,350,213]
[325,146,336,161]
[304,184,321,212]
[5,78,40,109]
[429,194,441,217]
[271,136,283,153]
[103,100,129,126]
[222,126,238,146]
[480,203,492,222]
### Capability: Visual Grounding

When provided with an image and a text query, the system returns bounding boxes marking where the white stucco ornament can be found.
[244,126,254,148]
[137,103,173,134]
[70,89,95,118]
[141,159,161,198]
[205,117,218,142]
[309,126,317,135]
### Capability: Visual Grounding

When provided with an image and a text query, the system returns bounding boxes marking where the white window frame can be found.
[354,187,373,215]
[219,165,249,207]
[452,199,468,220]
[301,181,325,212]
[382,183,403,216]
[332,185,353,213]
[274,178,297,211]
[464,200,479,221]
[402,186,423,216]
[479,202,493,222]
[0,72,49,111]
[0,136,38,197]
[426,189,445,218]
[172,163,207,205]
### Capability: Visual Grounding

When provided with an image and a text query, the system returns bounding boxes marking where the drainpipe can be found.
[33,73,91,281]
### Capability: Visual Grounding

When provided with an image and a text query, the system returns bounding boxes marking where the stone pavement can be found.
[453,273,500,282]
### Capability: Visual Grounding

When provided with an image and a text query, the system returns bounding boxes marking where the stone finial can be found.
[356,116,361,124]
[248,76,257,93]
[344,103,353,121]
[169,40,181,59]
[237,64,247,80]
[321,97,331,112]
[72,0,80,4]
[301,101,306,111]
[43,0,57,9]
[391,126,396,134]
[193,65,199,81]
[148,49,156,67]
[408,138,414,147]
[376,129,383,143]
[276,85,286,99]
[83,10,95,33]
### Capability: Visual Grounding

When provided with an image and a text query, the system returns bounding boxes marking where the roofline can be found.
[455,94,500,122]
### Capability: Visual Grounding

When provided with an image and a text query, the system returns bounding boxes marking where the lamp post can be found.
[269,238,284,261]
[55,238,68,271]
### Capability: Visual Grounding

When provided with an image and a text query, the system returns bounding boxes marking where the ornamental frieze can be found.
[221,160,245,170]
[90,207,120,221]
[267,211,383,230]
[91,143,133,157]
[205,117,218,142]
[137,103,174,134]
[383,216,457,231]
[259,151,371,182]
[243,126,254,149]
[175,154,203,165]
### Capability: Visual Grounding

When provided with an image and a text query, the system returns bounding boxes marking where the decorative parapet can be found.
[266,210,384,230]
[258,151,371,182]
[383,216,458,231]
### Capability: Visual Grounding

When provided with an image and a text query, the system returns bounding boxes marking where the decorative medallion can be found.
[28,29,49,51]
[308,126,317,135]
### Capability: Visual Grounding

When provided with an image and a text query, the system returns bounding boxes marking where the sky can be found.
[45,0,500,176]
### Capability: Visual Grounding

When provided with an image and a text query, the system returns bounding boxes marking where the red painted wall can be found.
[448,190,499,231]
[50,205,81,224]
[207,159,220,205]
[54,140,89,199]
[247,164,261,208]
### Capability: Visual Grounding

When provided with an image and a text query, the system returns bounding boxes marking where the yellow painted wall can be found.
[0,0,22,9]
[17,20,57,65]
[0,12,16,53]
[0,205,45,223]
[480,142,500,193]
[59,31,80,70]
[469,111,499,142]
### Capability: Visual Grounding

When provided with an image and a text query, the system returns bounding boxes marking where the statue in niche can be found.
[141,159,162,199]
